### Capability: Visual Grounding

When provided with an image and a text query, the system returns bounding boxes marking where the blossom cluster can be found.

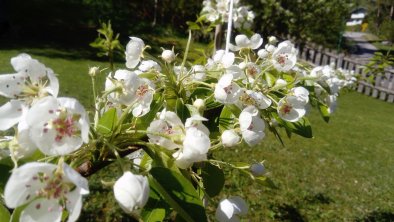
[201,0,255,30]
[0,31,357,221]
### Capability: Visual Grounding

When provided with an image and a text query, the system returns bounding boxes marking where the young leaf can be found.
[149,167,207,222]
[96,108,118,136]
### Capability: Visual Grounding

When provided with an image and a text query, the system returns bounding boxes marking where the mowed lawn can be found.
[1,48,394,221]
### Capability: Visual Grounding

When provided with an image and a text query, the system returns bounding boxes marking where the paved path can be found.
[343,31,377,62]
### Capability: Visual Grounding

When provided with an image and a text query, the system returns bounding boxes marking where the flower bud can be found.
[250,163,265,176]
[274,78,287,88]
[221,130,240,147]
[216,196,248,222]
[88,66,100,77]
[268,36,278,44]
[161,49,176,63]
[257,49,269,58]
[193,99,206,113]
[114,171,150,214]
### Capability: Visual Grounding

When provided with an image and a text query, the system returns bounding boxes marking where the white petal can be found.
[250,34,263,49]
[0,73,26,98]
[228,196,248,215]
[65,188,83,222]
[221,130,240,147]
[114,172,149,213]
[20,199,62,222]
[216,199,235,221]
[4,162,56,208]
[221,52,235,68]
[0,100,25,130]
[235,35,250,48]
[63,163,89,194]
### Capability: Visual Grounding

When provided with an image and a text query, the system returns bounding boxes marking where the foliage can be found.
[364,51,394,83]
[244,0,352,47]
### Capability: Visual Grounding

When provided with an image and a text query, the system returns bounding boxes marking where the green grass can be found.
[1,46,394,221]
[216,91,394,221]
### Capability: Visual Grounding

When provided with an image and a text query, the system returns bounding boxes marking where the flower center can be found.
[239,93,256,106]
[43,109,81,142]
[280,103,292,114]
[25,171,75,211]
[277,54,288,66]
[246,66,258,77]
[136,84,149,98]
[223,85,233,94]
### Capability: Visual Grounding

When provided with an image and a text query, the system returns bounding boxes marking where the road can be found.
[343,31,377,62]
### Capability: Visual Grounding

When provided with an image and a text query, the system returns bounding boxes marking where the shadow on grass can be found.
[304,192,333,205]
[270,204,305,222]
[356,211,394,222]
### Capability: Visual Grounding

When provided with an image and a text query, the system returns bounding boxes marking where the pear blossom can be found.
[113,172,149,214]
[225,65,243,79]
[191,65,206,81]
[290,86,309,105]
[214,74,242,104]
[229,33,263,51]
[125,37,145,69]
[4,162,89,222]
[277,96,307,122]
[138,60,161,73]
[326,95,337,114]
[147,110,184,150]
[250,162,265,176]
[147,111,210,168]
[221,130,240,147]
[239,106,265,146]
[25,96,89,156]
[215,196,248,222]
[0,54,59,130]
[271,40,297,72]
[238,89,271,109]
[105,70,155,117]
[213,50,235,68]
[173,127,210,169]
[185,115,210,136]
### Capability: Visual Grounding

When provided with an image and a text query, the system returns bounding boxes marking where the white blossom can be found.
[229,33,263,51]
[214,74,242,104]
[25,96,89,156]
[221,130,240,147]
[239,106,265,146]
[114,172,149,214]
[271,40,297,72]
[126,37,145,69]
[4,162,89,222]
[215,196,248,222]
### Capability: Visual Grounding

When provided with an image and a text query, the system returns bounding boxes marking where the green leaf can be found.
[200,162,224,197]
[318,103,330,123]
[141,187,169,222]
[265,72,276,87]
[219,106,235,132]
[96,108,118,136]
[0,158,13,193]
[176,98,190,123]
[0,204,10,222]
[149,167,207,222]
[277,117,313,138]
[186,21,200,30]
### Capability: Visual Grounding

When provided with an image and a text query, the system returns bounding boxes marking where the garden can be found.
[0,0,393,221]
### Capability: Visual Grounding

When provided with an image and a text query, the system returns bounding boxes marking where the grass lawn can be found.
[1,46,394,221]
